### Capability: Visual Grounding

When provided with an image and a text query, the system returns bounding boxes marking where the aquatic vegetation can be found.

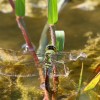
[48,0,58,24]
[0,39,99,99]
[84,72,100,92]
[83,33,100,70]
[15,0,25,16]
[16,77,42,100]
[0,0,100,100]
[55,31,65,51]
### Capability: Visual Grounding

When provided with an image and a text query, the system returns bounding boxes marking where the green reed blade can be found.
[48,0,58,24]
[15,0,25,16]
[55,31,65,51]
[78,62,84,92]
[84,72,100,92]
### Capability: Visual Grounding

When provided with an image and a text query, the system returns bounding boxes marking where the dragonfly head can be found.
[45,45,56,55]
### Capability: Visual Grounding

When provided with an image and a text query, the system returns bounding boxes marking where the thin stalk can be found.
[52,65,59,100]
[78,62,84,93]
[8,0,39,64]
[8,0,49,99]
[48,25,57,99]
[44,68,52,100]
[9,0,15,10]
[16,16,39,64]
[76,62,84,100]
[49,25,56,46]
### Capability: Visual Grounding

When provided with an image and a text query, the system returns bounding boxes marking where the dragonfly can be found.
[0,45,87,78]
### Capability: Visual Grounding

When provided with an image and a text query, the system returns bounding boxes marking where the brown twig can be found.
[49,25,56,46]
[16,16,39,64]
[52,66,59,100]
[9,0,15,10]
[8,0,49,99]
[8,0,38,64]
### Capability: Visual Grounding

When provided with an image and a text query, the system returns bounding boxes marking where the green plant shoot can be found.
[84,72,100,92]
[78,62,84,92]
[48,0,58,24]
[55,31,65,51]
[15,0,25,16]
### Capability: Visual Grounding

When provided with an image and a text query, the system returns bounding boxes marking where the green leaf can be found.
[48,0,58,24]
[84,72,100,92]
[15,0,25,16]
[55,31,65,51]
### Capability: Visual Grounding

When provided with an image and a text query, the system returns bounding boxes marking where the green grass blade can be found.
[84,72,100,92]
[55,31,65,51]
[15,0,25,16]
[48,0,58,24]
[78,62,84,92]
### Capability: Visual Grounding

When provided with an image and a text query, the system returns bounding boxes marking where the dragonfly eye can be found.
[46,45,56,51]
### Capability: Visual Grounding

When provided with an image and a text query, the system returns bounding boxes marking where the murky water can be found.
[0,0,100,100]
